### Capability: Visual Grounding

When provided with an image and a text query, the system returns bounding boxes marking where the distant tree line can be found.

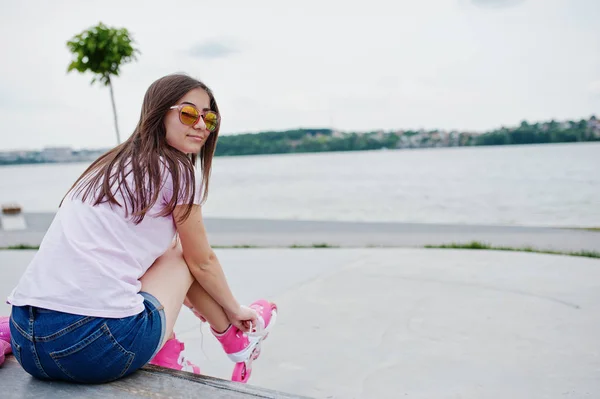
[214,116,599,156]
[213,129,402,156]
[473,119,596,146]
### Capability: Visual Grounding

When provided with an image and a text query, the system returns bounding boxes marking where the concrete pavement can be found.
[1,248,599,398]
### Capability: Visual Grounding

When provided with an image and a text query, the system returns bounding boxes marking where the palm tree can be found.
[66,22,140,144]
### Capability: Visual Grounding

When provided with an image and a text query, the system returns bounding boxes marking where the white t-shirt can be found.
[7,161,202,318]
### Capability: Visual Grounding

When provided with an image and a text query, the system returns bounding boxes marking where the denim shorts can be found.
[9,291,166,384]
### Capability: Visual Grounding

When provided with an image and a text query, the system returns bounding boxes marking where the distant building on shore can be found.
[40,147,73,162]
[0,147,109,165]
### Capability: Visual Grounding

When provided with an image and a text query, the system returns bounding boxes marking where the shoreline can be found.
[1,213,599,253]
[2,141,600,167]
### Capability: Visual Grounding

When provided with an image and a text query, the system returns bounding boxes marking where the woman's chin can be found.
[167,145,201,155]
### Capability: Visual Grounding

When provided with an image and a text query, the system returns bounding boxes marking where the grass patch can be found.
[425,241,600,259]
[0,244,40,250]
[212,243,340,249]
[212,245,259,249]
[290,243,339,248]
[562,227,600,232]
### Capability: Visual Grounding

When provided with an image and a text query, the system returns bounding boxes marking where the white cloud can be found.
[188,39,241,59]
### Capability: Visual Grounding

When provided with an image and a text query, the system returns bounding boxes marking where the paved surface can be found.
[1,248,599,398]
[1,213,599,252]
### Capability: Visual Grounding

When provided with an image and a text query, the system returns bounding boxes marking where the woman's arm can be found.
[173,204,241,315]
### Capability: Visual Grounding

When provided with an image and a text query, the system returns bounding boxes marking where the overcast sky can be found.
[0,0,598,150]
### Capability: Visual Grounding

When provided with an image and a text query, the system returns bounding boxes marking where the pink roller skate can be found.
[0,340,10,366]
[0,316,11,367]
[213,300,278,383]
[0,316,10,344]
[148,334,201,374]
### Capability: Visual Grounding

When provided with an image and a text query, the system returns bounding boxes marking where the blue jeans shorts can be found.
[9,292,166,384]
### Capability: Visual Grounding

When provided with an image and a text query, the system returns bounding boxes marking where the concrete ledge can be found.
[1,356,309,398]
[1,213,599,252]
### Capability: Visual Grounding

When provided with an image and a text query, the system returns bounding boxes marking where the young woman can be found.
[5,73,277,384]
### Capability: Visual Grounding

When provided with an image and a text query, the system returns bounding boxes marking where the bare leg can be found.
[140,243,230,348]
[169,235,230,333]
[185,282,231,333]
[140,246,194,347]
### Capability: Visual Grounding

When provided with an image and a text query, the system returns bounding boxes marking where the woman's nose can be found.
[194,116,207,130]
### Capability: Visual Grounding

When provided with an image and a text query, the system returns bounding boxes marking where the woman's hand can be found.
[226,305,258,333]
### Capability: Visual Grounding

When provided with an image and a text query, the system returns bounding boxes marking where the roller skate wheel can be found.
[232,345,262,383]
[232,362,251,383]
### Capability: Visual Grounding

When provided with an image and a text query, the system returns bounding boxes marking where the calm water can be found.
[1,142,598,227]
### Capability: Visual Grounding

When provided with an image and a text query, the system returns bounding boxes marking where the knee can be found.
[162,246,185,262]
[153,246,190,275]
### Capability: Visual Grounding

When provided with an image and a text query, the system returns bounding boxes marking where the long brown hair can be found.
[62,73,220,224]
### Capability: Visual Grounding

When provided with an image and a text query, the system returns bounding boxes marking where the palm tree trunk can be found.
[107,77,121,144]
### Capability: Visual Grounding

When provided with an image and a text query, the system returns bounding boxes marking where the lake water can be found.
[1,142,598,227]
